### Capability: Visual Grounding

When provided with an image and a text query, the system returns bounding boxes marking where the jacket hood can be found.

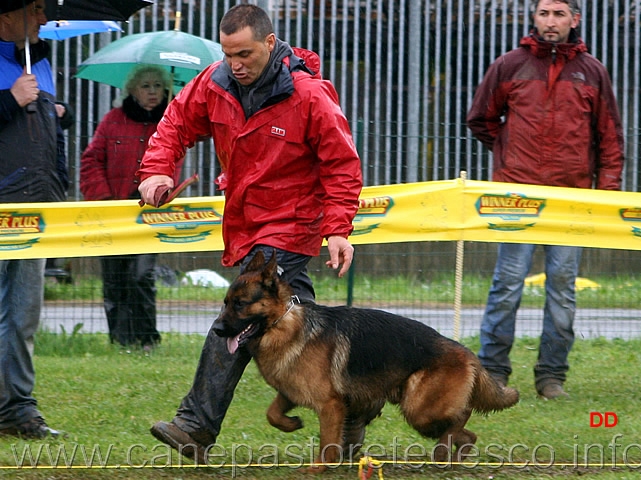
[521,28,587,61]
[252,38,293,89]
[211,39,315,117]
[211,42,321,93]
[233,38,292,118]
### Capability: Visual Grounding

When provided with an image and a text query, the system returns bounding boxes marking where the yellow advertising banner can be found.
[1,178,641,260]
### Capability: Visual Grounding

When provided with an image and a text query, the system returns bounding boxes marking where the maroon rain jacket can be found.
[467,30,624,190]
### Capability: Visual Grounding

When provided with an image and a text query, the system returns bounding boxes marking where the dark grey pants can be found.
[100,254,160,347]
[172,246,314,443]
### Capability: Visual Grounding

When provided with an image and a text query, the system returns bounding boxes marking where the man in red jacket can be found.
[467,0,624,400]
[138,4,362,462]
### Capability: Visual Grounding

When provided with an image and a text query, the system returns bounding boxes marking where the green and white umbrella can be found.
[75,30,224,94]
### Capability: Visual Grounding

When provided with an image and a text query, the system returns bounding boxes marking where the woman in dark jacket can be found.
[80,64,183,350]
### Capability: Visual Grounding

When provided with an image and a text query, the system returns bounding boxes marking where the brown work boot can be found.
[150,421,211,464]
[0,417,63,439]
[537,382,569,400]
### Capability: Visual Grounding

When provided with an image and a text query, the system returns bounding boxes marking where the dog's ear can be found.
[245,250,266,273]
[262,250,279,285]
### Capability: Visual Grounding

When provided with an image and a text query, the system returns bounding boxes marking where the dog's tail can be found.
[469,362,519,414]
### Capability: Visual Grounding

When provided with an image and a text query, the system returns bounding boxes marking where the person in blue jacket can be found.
[0,0,67,439]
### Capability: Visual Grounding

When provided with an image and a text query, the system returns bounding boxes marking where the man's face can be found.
[534,0,580,43]
[0,0,47,46]
[220,26,275,86]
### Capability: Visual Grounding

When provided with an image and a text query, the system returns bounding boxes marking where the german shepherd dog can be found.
[212,251,519,471]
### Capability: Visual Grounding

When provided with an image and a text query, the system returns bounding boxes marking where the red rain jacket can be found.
[137,48,362,266]
[467,31,624,190]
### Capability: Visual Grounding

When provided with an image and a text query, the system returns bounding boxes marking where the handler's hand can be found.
[11,72,39,107]
[138,175,174,206]
[326,236,354,278]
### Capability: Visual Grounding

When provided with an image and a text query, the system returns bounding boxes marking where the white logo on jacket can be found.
[271,126,286,137]
[571,72,586,83]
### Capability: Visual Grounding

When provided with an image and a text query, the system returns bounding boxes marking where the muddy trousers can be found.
[171,245,315,443]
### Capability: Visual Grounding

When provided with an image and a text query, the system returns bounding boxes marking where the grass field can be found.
[0,332,639,479]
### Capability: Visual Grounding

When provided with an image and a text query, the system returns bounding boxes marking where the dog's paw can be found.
[303,463,327,474]
[431,445,451,464]
[270,415,303,432]
[283,415,304,432]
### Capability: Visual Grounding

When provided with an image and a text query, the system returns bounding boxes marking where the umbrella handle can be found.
[25,45,37,113]
[23,0,36,113]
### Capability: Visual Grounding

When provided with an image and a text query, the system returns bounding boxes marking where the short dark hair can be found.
[219,4,274,41]
[534,0,581,16]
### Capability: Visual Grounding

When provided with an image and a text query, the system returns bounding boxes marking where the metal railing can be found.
[50,0,641,200]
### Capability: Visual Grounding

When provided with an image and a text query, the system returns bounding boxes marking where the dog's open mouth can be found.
[227,323,260,354]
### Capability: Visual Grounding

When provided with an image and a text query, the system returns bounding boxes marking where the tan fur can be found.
[212,251,519,472]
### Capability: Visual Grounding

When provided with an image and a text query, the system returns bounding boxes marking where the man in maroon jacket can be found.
[139,4,362,462]
[467,0,624,400]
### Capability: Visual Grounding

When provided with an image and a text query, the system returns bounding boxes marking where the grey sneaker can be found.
[538,383,569,400]
[150,421,210,464]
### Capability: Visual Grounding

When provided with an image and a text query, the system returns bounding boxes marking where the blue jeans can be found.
[0,259,46,429]
[478,243,582,390]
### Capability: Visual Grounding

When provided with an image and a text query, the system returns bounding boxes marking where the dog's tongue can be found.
[227,335,241,354]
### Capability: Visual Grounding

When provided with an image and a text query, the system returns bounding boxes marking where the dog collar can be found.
[271,295,300,328]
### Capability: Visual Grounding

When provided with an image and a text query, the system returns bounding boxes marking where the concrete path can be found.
[41,304,640,340]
